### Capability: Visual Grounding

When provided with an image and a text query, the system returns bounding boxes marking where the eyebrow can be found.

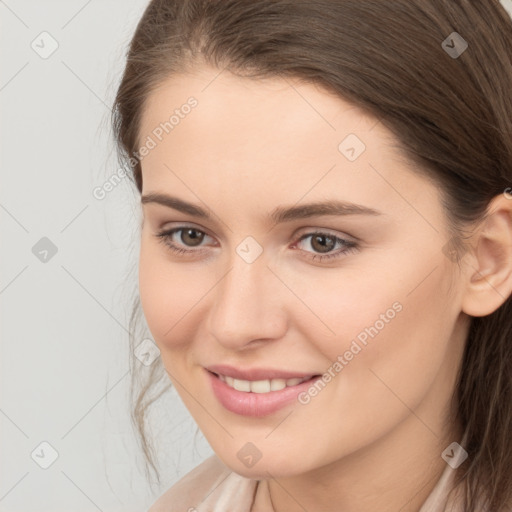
[141,192,382,224]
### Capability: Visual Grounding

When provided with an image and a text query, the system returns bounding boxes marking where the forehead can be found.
[139,66,379,151]
[137,66,443,228]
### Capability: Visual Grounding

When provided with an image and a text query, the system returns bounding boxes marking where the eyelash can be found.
[155,226,359,262]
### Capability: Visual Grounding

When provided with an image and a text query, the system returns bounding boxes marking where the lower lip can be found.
[207,370,321,417]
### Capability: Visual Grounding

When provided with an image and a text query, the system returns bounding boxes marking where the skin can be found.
[137,65,512,512]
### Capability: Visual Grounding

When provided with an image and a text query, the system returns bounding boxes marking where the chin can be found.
[218,451,305,480]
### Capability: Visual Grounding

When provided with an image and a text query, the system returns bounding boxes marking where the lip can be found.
[205,367,321,417]
[205,364,316,381]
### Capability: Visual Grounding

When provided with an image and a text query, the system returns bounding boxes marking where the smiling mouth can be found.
[209,371,320,394]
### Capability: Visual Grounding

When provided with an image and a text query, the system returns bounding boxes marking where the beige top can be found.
[147,447,473,512]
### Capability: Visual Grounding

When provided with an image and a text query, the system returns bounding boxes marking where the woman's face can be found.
[137,65,468,478]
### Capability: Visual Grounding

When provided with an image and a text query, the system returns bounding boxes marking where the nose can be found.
[206,251,289,351]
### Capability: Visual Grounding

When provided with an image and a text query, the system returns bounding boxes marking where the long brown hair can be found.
[111,1,512,509]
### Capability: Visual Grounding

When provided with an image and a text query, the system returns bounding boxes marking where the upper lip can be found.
[205,364,319,381]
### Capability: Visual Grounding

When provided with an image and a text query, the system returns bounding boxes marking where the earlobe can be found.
[461,194,512,318]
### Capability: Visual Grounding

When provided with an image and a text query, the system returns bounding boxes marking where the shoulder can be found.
[147,456,227,512]
[147,455,258,512]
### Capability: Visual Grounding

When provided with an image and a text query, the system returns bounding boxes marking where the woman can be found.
[112,1,512,510]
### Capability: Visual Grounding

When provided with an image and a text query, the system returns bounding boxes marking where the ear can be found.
[461,193,512,317]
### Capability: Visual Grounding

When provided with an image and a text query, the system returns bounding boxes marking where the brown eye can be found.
[294,231,358,262]
[180,228,205,247]
[155,226,212,255]
[310,234,336,253]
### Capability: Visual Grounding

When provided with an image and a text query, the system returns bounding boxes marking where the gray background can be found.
[0,1,212,511]
[1,1,511,511]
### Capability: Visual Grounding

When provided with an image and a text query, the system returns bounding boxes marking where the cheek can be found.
[298,247,456,377]
[288,267,459,463]
[276,264,403,354]
[138,243,200,348]
[326,265,459,419]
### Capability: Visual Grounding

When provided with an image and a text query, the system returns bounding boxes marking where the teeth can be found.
[218,374,310,393]
[233,378,251,392]
[270,379,287,391]
[285,378,303,386]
